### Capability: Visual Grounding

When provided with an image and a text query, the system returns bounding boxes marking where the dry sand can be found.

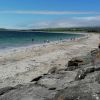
[0,33,99,88]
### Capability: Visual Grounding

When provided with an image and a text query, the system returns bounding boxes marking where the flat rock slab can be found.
[38,71,77,90]
[0,84,56,100]
[54,82,100,100]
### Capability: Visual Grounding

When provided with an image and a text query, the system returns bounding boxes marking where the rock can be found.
[68,58,83,66]
[75,66,100,81]
[66,65,78,71]
[91,48,100,65]
[95,72,100,84]
[66,56,91,71]
[31,76,43,82]
[0,84,56,100]
[95,67,100,71]
[48,87,56,90]
[75,69,86,80]
[91,49,99,57]
[38,77,57,89]
[85,67,95,74]
[53,82,100,100]
[38,71,77,90]
[0,87,15,96]
[48,67,57,74]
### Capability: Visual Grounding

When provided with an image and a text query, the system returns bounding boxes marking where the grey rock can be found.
[0,84,56,100]
[0,87,15,96]
[48,67,57,74]
[54,82,100,100]
[75,65,100,81]
[31,76,43,82]
[38,71,77,90]
[66,55,91,71]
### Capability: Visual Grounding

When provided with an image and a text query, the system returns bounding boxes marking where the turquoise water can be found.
[0,31,83,49]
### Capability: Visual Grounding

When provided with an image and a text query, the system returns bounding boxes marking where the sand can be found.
[0,33,99,88]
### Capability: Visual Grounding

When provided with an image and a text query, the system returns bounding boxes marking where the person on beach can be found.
[44,40,50,43]
[46,40,50,43]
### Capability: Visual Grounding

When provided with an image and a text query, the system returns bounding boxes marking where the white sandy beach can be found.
[0,33,99,88]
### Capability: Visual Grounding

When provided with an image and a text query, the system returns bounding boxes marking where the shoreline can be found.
[0,32,99,88]
[0,31,85,51]
[0,32,86,54]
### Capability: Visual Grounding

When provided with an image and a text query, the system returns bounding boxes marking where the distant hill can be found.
[28,27,100,33]
[0,27,100,33]
[0,28,8,31]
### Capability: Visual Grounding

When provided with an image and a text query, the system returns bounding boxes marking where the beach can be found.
[0,33,99,88]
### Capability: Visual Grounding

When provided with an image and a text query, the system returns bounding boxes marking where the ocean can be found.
[0,31,83,49]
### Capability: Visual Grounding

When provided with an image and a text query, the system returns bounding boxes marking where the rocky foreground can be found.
[0,46,100,100]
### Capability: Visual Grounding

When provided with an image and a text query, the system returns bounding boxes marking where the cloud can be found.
[54,16,100,27]
[15,16,100,29]
[74,16,100,21]
[0,10,99,15]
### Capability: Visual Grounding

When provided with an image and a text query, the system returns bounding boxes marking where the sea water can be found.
[0,31,83,49]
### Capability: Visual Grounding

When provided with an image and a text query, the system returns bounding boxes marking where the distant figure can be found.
[44,40,46,43]
[60,38,62,41]
[46,40,50,43]
[32,39,34,42]
[44,40,50,43]
[73,37,75,41]
[71,38,73,41]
